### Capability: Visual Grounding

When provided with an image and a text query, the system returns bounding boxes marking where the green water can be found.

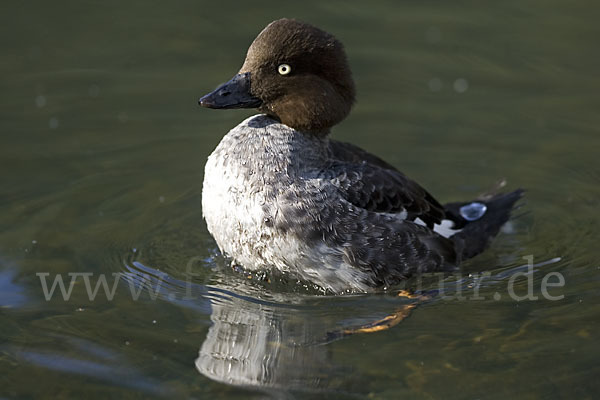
[1,1,599,398]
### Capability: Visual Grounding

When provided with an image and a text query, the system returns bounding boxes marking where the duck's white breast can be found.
[202,141,268,268]
[201,115,373,293]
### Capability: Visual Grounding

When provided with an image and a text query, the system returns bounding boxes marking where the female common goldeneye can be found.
[198,18,522,294]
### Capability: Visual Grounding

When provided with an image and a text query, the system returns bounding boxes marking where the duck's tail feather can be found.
[444,188,525,262]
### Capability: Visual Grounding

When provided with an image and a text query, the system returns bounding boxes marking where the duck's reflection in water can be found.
[124,261,393,396]
[195,286,348,394]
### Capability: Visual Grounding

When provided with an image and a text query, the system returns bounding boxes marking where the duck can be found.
[198,18,523,294]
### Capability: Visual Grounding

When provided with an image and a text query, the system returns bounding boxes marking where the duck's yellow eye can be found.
[277,64,291,75]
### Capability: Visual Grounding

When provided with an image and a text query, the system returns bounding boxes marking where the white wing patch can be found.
[415,218,462,238]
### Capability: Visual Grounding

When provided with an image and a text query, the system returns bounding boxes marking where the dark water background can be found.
[1,1,599,398]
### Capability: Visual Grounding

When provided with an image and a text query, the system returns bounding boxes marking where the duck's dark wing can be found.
[327,140,445,227]
[328,140,399,171]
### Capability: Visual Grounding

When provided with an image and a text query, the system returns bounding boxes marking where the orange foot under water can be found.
[325,290,432,341]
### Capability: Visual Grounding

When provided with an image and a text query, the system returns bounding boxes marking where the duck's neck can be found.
[219,115,331,178]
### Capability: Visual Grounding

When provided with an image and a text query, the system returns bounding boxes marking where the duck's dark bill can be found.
[198,72,262,109]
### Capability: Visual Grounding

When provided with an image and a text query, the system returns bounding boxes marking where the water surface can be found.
[1,1,599,399]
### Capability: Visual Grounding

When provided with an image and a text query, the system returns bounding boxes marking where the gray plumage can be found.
[203,115,456,293]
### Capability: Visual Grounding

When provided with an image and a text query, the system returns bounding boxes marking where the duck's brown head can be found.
[199,18,355,135]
